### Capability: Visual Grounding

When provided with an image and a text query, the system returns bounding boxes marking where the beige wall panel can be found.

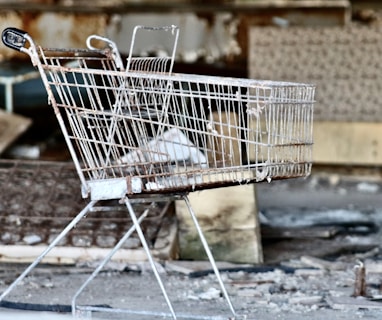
[313,121,382,165]
[176,184,263,264]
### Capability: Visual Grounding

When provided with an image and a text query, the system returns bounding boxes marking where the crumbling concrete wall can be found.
[0,0,349,67]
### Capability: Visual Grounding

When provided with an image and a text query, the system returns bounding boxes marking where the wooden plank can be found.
[327,296,382,310]
[207,111,242,167]
[0,110,31,154]
[300,255,347,271]
[0,231,176,266]
[0,245,147,265]
[261,225,342,239]
[165,260,250,276]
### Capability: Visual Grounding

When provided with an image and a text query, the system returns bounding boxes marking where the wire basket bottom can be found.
[86,162,312,198]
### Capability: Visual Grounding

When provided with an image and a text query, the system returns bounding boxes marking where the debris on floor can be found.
[1,126,382,318]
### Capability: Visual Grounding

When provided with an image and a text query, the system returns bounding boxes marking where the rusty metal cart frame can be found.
[1,26,315,319]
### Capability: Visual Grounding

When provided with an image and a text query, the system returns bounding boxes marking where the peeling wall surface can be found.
[105,12,242,64]
[0,1,350,66]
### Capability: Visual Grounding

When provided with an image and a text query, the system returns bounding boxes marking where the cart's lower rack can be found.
[86,160,312,200]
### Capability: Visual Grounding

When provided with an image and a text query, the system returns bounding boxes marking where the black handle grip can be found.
[2,27,28,51]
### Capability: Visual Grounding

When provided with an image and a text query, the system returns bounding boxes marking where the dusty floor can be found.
[0,169,381,319]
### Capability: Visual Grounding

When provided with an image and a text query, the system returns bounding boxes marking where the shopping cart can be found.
[1,25,315,319]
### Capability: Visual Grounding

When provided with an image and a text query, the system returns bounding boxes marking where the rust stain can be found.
[21,12,42,44]
[69,14,108,47]
[195,12,215,29]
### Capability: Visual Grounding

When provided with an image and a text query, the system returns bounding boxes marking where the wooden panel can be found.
[313,121,382,165]
[207,111,242,167]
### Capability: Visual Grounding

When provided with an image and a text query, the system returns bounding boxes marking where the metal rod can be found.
[5,82,13,113]
[182,195,237,317]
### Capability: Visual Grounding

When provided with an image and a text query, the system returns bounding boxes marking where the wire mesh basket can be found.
[2,27,314,201]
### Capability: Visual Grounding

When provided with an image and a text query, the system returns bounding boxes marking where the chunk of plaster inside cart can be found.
[120,128,207,166]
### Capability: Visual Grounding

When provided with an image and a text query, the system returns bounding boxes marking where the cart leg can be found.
[0,200,97,302]
[72,203,153,318]
[182,195,237,318]
[123,197,177,320]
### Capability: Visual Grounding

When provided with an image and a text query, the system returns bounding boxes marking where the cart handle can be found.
[86,34,124,70]
[2,27,29,51]
[2,27,40,66]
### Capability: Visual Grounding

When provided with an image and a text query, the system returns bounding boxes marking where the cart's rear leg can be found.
[124,197,177,319]
[182,195,237,318]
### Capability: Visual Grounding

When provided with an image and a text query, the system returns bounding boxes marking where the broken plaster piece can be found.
[23,234,42,245]
[119,128,206,166]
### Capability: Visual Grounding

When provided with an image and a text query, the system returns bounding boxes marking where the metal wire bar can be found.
[35,62,314,197]
[182,195,237,318]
